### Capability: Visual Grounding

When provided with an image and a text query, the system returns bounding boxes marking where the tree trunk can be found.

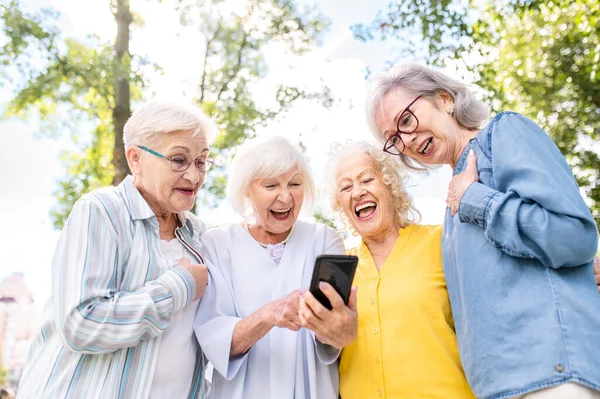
[112,0,132,185]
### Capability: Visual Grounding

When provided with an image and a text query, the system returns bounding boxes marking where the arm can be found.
[458,113,598,268]
[55,196,195,354]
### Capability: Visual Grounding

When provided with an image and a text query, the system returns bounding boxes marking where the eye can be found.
[264,184,276,189]
[399,113,413,129]
[362,178,374,184]
[289,182,302,187]
[339,185,352,193]
[171,156,188,166]
[389,135,400,145]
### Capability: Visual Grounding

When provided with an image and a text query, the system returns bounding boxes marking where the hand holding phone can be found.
[309,254,358,310]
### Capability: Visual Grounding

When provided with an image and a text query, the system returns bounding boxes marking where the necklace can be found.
[244,223,295,248]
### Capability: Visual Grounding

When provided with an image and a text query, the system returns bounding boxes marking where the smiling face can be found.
[375,88,467,167]
[247,167,304,236]
[335,153,398,240]
[127,129,209,216]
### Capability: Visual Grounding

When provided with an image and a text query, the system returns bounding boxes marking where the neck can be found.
[451,128,480,169]
[135,181,178,239]
[247,223,293,245]
[362,224,402,269]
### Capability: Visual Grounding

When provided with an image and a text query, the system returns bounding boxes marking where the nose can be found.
[277,188,292,203]
[183,165,202,185]
[401,131,418,148]
[351,183,365,200]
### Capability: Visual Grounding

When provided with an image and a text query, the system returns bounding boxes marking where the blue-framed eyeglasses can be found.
[136,145,214,172]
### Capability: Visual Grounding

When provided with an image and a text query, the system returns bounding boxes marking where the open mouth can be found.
[418,137,433,155]
[270,207,292,221]
[176,188,195,196]
[354,202,377,219]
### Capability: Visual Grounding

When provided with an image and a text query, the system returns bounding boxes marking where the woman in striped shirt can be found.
[18,99,216,399]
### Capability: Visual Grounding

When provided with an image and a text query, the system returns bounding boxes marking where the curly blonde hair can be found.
[327,140,420,234]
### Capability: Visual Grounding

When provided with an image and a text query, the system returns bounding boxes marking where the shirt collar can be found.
[121,175,194,235]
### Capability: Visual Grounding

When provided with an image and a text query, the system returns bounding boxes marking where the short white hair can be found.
[327,140,420,232]
[366,63,489,171]
[123,99,218,148]
[227,135,316,221]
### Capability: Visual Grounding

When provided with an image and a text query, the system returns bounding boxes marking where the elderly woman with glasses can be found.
[299,140,476,399]
[18,100,215,399]
[194,135,358,399]
[368,63,600,399]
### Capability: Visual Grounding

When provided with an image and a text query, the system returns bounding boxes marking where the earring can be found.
[449,108,455,116]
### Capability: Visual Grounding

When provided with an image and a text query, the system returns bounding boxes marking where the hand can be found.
[178,258,208,301]
[447,150,479,216]
[593,256,600,294]
[266,290,302,331]
[299,283,358,349]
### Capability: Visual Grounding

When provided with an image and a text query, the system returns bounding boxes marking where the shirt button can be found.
[377,389,383,396]
[375,277,379,282]
[372,327,379,334]
[370,299,376,305]
[374,357,380,364]
[555,364,564,372]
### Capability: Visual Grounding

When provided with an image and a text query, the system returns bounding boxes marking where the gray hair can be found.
[366,63,489,171]
[123,99,218,148]
[327,140,420,233]
[227,135,317,221]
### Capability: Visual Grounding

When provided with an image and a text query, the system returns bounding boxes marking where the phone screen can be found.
[309,255,358,310]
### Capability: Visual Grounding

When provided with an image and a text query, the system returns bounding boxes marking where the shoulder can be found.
[487,111,548,141]
[182,212,208,236]
[200,223,239,246]
[408,224,443,241]
[295,219,342,240]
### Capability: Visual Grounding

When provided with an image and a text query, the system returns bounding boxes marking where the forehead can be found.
[156,129,208,150]
[376,88,415,125]
[256,166,302,182]
[336,153,378,181]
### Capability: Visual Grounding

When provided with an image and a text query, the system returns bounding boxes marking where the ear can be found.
[436,90,455,113]
[126,146,142,176]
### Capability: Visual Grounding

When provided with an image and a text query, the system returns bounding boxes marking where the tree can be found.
[178,0,332,205]
[0,0,138,228]
[353,0,600,229]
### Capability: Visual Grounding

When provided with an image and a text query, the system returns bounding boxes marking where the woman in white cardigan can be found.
[194,136,358,399]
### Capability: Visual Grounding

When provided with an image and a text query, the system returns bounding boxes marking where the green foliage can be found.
[179,0,332,205]
[0,0,141,228]
[0,348,7,386]
[354,0,600,229]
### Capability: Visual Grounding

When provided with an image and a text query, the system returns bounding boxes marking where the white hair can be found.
[366,63,489,171]
[123,99,218,148]
[227,135,316,221]
[327,140,420,233]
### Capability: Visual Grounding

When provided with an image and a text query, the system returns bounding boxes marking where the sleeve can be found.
[313,225,345,364]
[194,232,248,380]
[54,196,196,354]
[458,112,599,268]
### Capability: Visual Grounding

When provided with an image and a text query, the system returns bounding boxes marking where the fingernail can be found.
[298,288,306,295]
[469,149,475,156]
[319,281,327,289]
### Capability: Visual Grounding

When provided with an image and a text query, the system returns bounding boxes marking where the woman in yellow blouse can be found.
[327,141,474,399]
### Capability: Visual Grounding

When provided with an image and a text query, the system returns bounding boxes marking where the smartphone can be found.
[309,254,359,310]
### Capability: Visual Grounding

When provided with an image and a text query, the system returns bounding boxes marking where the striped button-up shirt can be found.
[18,176,207,399]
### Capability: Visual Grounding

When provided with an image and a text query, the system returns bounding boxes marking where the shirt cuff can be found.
[159,266,196,312]
[458,182,498,229]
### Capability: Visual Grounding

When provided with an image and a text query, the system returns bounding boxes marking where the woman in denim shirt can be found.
[366,63,600,399]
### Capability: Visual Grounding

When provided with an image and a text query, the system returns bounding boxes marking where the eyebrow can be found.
[168,146,210,154]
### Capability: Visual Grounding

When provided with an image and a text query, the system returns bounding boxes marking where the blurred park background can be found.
[0,0,598,393]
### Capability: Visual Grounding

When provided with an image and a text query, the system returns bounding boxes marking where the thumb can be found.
[178,257,192,267]
[466,150,478,177]
[347,286,358,311]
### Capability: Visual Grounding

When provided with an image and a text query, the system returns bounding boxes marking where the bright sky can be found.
[0,0,453,307]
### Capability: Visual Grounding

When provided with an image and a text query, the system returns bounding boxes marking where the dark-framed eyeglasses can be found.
[383,95,421,155]
[136,145,214,172]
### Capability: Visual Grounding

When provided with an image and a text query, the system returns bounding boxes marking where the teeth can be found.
[271,208,291,214]
[355,202,376,212]
[419,138,432,154]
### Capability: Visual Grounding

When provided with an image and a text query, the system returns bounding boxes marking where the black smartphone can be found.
[309,254,359,310]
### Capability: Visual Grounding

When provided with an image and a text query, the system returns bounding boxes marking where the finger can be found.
[178,257,191,266]
[466,150,479,180]
[347,286,358,311]
[593,256,600,273]
[319,282,345,309]
[302,290,329,320]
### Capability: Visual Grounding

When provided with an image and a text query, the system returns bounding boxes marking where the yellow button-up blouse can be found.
[339,224,475,399]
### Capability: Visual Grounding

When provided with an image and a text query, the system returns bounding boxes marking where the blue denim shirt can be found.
[442,112,600,399]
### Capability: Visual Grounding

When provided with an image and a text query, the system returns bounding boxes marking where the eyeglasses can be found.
[383,95,421,155]
[136,145,214,172]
